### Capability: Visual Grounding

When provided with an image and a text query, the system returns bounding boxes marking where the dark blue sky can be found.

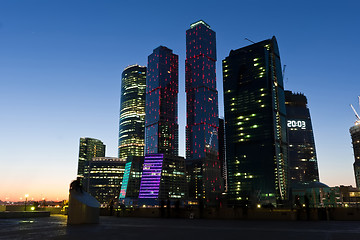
[1,0,359,200]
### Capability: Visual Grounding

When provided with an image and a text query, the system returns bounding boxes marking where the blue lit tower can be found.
[145,46,179,156]
[186,20,222,205]
[223,37,288,205]
[186,20,219,160]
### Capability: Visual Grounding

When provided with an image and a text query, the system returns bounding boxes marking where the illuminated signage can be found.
[287,120,306,129]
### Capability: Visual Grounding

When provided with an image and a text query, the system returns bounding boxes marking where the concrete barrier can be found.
[67,190,100,225]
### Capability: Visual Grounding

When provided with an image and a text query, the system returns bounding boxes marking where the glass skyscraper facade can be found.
[118,65,146,159]
[223,37,288,205]
[285,91,319,185]
[185,20,222,205]
[83,157,126,205]
[186,20,219,160]
[145,46,178,156]
[77,137,105,179]
[139,46,186,203]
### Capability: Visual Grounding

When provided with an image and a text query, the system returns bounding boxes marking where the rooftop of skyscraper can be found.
[190,20,211,29]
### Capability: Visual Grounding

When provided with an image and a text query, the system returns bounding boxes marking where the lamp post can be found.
[24,194,29,211]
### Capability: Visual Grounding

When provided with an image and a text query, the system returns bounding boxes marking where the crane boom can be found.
[282,65,286,79]
[351,104,360,121]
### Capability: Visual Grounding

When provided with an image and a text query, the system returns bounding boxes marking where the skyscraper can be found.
[118,65,146,159]
[83,157,126,205]
[138,46,186,204]
[223,37,288,205]
[186,20,219,160]
[145,46,178,156]
[185,20,222,205]
[77,137,105,179]
[350,97,360,188]
[285,91,319,185]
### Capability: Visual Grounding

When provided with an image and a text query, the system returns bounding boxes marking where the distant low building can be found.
[83,157,126,206]
[338,185,360,207]
[292,181,341,208]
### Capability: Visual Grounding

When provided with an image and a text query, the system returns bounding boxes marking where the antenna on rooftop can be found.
[245,38,255,44]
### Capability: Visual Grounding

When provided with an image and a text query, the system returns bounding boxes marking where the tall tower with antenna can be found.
[350,96,360,188]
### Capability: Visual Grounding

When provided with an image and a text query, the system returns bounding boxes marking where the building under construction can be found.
[350,97,360,188]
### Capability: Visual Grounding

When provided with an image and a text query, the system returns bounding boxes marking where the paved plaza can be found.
[1,215,360,240]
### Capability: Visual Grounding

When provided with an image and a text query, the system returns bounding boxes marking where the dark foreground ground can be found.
[1,215,360,240]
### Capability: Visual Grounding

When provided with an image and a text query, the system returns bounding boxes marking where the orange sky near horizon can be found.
[0,181,70,202]
[0,162,75,202]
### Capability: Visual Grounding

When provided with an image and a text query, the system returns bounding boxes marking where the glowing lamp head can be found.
[25,194,29,198]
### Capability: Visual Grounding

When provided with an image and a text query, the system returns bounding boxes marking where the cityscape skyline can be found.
[1,1,359,201]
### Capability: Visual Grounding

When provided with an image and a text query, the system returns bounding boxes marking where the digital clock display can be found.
[287,120,306,129]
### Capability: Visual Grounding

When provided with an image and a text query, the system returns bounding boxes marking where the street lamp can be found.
[24,194,29,211]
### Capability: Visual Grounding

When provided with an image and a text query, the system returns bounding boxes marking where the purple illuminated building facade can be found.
[138,154,186,200]
[145,46,179,156]
[138,154,163,198]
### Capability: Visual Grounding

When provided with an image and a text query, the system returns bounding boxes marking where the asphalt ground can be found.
[1,215,360,240]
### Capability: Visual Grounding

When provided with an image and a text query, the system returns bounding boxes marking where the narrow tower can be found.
[186,20,219,160]
[145,46,179,156]
[138,46,186,203]
[185,20,222,205]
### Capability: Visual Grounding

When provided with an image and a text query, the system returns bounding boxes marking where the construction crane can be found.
[350,96,360,124]
[205,129,217,149]
[282,65,286,79]
[244,38,255,44]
